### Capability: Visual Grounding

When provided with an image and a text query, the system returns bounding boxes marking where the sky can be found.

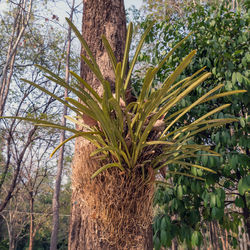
[125,0,143,9]
[0,0,143,27]
[0,0,143,13]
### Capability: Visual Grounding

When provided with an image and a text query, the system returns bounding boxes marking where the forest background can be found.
[0,0,249,249]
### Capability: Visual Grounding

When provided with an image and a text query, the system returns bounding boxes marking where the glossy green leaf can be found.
[238,176,250,195]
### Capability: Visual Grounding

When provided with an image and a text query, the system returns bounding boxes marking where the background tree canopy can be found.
[134,0,249,249]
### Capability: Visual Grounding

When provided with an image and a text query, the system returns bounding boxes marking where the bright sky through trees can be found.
[125,0,142,9]
[0,0,143,18]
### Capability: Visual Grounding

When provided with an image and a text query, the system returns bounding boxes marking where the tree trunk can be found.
[50,1,74,249]
[211,221,220,250]
[0,0,33,116]
[242,194,250,240]
[218,223,226,250]
[3,214,15,250]
[9,235,15,250]
[29,196,34,250]
[68,1,154,249]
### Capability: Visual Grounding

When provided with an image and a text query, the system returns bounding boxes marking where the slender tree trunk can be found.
[218,223,226,250]
[29,196,34,250]
[241,194,250,240]
[0,127,37,213]
[225,228,228,250]
[68,1,154,249]
[212,221,220,250]
[2,214,15,250]
[209,222,213,249]
[9,235,15,250]
[0,0,33,116]
[50,1,75,249]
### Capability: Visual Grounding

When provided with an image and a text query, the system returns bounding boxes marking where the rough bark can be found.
[69,144,154,250]
[69,1,154,249]
[80,0,126,95]
[210,221,220,250]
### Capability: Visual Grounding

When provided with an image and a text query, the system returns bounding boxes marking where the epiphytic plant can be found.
[1,19,246,182]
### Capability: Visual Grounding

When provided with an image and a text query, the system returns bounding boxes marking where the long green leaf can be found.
[21,79,79,114]
[0,116,58,126]
[35,123,81,134]
[161,50,197,93]
[35,65,97,105]
[137,33,193,99]
[0,116,82,135]
[192,104,231,125]
[164,171,205,181]
[138,67,155,103]
[162,84,224,135]
[86,99,117,147]
[65,115,93,131]
[50,133,82,158]
[124,21,155,90]
[143,141,174,146]
[175,120,233,142]
[36,65,92,99]
[163,118,237,140]
[66,18,102,76]
[70,71,102,103]
[121,22,133,82]
[102,35,117,72]
[201,89,247,103]
[108,97,124,132]
[174,161,216,173]
[65,97,98,121]
[157,33,192,71]
[80,54,105,85]
[91,145,131,168]
[133,72,212,164]
[115,62,123,101]
[91,163,125,178]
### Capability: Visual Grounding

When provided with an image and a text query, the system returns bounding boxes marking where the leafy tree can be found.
[142,0,246,20]
[138,1,249,248]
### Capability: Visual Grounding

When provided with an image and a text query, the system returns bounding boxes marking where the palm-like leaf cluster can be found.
[1,20,246,181]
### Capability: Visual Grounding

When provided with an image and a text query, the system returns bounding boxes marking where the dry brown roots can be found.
[72,141,154,249]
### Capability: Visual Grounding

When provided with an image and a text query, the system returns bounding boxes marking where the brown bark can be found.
[218,223,226,250]
[69,1,154,249]
[80,0,126,95]
[69,144,154,250]
[210,221,220,250]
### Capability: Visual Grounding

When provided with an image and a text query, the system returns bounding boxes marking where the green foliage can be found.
[238,175,250,196]
[0,239,8,250]
[138,1,249,248]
